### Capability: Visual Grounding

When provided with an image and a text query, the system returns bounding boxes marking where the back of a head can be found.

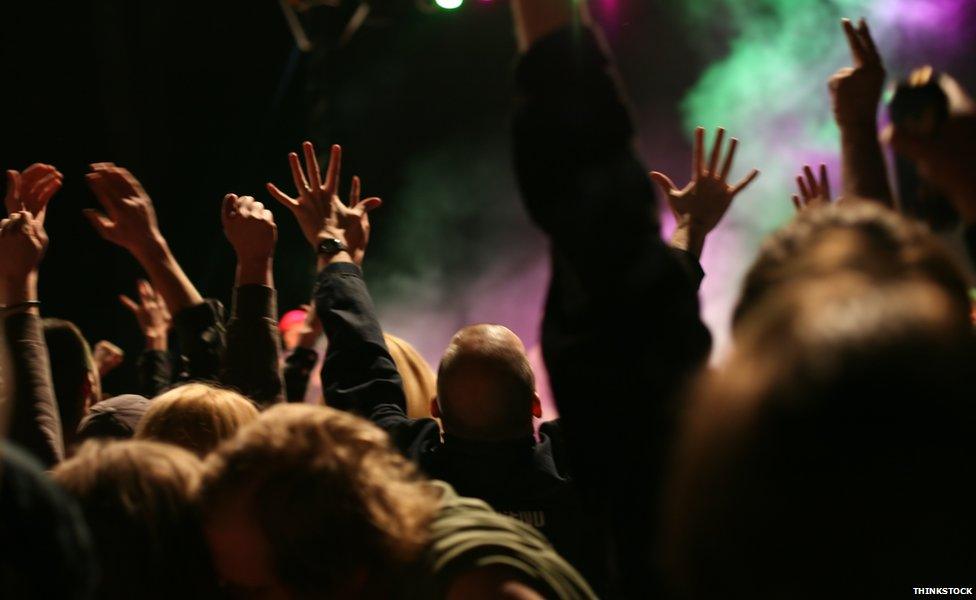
[733,202,971,327]
[200,404,438,597]
[135,383,259,457]
[664,275,976,598]
[76,394,152,442]
[385,333,437,419]
[42,318,98,446]
[51,439,216,599]
[436,324,537,441]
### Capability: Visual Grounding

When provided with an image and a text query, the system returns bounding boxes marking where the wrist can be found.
[236,256,274,287]
[671,219,706,259]
[0,272,39,306]
[316,250,354,271]
[145,333,168,351]
[131,233,172,266]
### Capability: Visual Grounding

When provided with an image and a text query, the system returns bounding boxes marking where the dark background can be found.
[4,1,975,395]
[1,0,705,395]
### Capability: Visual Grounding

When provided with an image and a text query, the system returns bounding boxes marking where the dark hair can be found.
[664,275,976,598]
[733,202,971,327]
[42,319,96,446]
[52,440,218,599]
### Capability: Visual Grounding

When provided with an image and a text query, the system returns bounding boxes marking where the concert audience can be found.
[1,0,975,597]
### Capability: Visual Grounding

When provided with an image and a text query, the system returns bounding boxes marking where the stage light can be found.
[434,0,463,9]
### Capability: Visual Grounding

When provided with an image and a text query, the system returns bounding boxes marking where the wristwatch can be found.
[317,237,348,257]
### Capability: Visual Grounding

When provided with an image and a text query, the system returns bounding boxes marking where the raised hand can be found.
[92,340,126,377]
[326,175,382,266]
[266,141,381,265]
[120,279,172,351]
[4,164,62,226]
[83,163,164,258]
[0,210,48,307]
[222,194,278,262]
[830,18,885,127]
[650,126,760,257]
[792,164,833,212]
[222,193,278,286]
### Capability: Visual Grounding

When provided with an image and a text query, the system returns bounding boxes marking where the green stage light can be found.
[434,0,463,9]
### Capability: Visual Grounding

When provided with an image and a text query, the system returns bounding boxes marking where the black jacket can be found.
[312,263,588,577]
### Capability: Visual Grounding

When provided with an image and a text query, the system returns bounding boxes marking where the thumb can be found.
[359,197,382,213]
[82,209,115,239]
[649,171,677,196]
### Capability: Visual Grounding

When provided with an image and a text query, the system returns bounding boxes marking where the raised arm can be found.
[510,1,711,595]
[830,18,893,206]
[84,164,225,381]
[219,193,284,406]
[268,141,403,416]
[886,75,976,263]
[0,185,64,465]
[120,280,173,397]
[282,306,322,403]
[84,164,204,313]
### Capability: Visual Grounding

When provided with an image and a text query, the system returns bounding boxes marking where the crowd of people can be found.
[2,0,975,597]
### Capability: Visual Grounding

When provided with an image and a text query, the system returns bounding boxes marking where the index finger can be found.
[842,18,866,67]
[857,19,881,65]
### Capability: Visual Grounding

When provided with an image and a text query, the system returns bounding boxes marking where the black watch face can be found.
[318,238,344,255]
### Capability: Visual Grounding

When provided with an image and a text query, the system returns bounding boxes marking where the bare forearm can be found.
[670,219,706,260]
[511,0,582,52]
[236,257,274,288]
[132,237,205,314]
[840,125,893,206]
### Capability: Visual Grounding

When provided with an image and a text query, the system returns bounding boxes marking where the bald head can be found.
[436,325,539,442]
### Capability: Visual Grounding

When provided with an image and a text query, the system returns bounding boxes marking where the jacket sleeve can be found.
[221,285,284,407]
[313,262,407,416]
[136,349,172,398]
[283,346,319,403]
[2,312,65,466]
[172,299,226,384]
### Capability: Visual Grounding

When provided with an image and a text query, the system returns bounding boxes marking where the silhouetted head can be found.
[433,325,541,442]
[664,274,976,598]
[135,383,259,457]
[43,318,100,449]
[733,202,971,328]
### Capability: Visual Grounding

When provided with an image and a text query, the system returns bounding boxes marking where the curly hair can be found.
[199,404,440,596]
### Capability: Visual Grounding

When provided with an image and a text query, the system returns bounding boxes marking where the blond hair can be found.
[384,333,437,418]
[200,404,439,596]
[136,383,259,457]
